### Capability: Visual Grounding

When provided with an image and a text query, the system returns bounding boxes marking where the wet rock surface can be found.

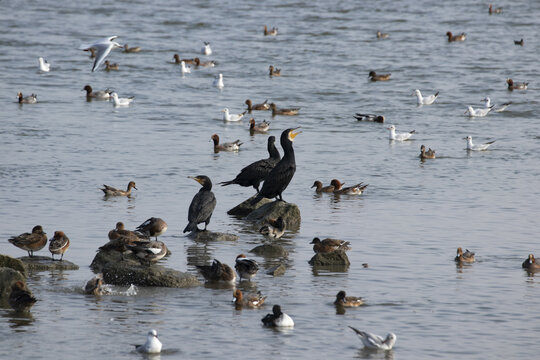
[308,252,350,266]
[227,195,272,216]
[18,255,79,271]
[245,201,301,229]
[0,254,28,277]
[249,244,289,258]
[187,230,239,242]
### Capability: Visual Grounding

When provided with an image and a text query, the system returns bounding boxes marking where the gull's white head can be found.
[222,108,229,113]
[148,329,158,338]
[464,135,472,141]
[385,333,397,346]
[413,89,421,96]
[387,125,396,131]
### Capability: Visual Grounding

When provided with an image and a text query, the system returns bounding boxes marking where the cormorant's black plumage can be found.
[183,176,217,233]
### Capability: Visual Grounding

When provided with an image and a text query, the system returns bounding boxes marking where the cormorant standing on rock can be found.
[184,175,217,233]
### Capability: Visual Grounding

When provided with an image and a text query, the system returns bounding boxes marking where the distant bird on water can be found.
[387,125,415,141]
[264,26,278,36]
[368,71,391,81]
[488,4,502,14]
[245,99,270,112]
[211,134,242,152]
[455,247,475,263]
[354,113,385,122]
[334,290,364,307]
[522,254,540,272]
[101,181,137,197]
[135,329,162,354]
[123,44,141,53]
[514,39,524,46]
[420,145,436,159]
[201,41,212,55]
[464,136,495,151]
[269,65,281,76]
[506,78,528,91]
[262,305,294,327]
[79,36,123,72]
[17,92,37,104]
[412,89,439,105]
[38,57,50,72]
[446,31,466,42]
[349,327,397,350]
[481,97,511,112]
[376,31,389,39]
[183,175,216,233]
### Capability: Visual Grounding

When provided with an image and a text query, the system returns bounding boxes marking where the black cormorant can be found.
[183,175,217,233]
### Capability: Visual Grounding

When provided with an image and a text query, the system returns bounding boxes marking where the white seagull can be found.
[110,92,134,107]
[213,73,224,89]
[222,108,246,122]
[464,135,495,151]
[134,329,162,354]
[180,60,191,75]
[201,41,212,55]
[465,105,492,117]
[349,326,397,350]
[79,36,123,72]
[38,57,50,72]
[387,124,415,141]
[412,89,439,105]
[481,97,511,112]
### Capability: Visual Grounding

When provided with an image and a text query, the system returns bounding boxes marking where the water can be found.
[1,0,540,358]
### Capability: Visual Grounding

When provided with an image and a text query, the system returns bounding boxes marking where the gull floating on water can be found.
[222,108,246,122]
[201,41,212,55]
[213,73,224,89]
[349,326,397,350]
[38,57,50,72]
[79,36,123,72]
[110,92,134,107]
[412,89,439,105]
[180,60,191,75]
[135,329,162,354]
[387,125,415,141]
[464,135,495,151]
[465,105,492,117]
[481,97,511,112]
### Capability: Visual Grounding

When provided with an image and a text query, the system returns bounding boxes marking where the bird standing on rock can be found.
[184,176,216,233]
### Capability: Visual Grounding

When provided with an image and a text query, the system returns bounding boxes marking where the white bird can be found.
[481,97,511,112]
[387,125,415,141]
[222,108,246,122]
[135,329,162,354]
[213,73,224,89]
[38,57,50,72]
[79,36,123,72]
[349,326,397,351]
[180,61,191,75]
[464,135,495,151]
[465,105,492,117]
[201,41,212,55]
[412,89,439,105]
[110,92,134,107]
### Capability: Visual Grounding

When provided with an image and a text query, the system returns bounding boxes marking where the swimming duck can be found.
[245,99,270,112]
[488,4,502,14]
[335,183,368,195]
[349,327,397,350]
[353,113,385,122]
[49,231,70,261]
[183,175,216,233]
[464,136,495,151]
[8,281,37,311]
[376,31,389,39]
[17,92,37,104]
[330,179,345,192]
[201,41,212,55]
[84,274,106,295]
[136,217,168,240]
[387,125,415,141]
[455,247,475,263]
[213,73,224,89]
[249,118,270,134]
[420,145,436,159]
[514,39,524,46]
[8,225,48,257]
[101,181,137,197]
[269,65,281,76]
[522,254,540,272]
[38,57,50,72]
[83,85,112,100]
[193,57,216,67]
[180,61,191,75]
[264,26,278,36]
[79,36,123,72]
[104,60,119,71]
[123,44,141,53]
[507,78,528,91]
[412,89,439,105]
[368,71,391,81]
[446,31,466,42]
[126,240,168,263]
[173,54,195,64]
[223,108,246,122]
[211,134,242,152]
[465,105,492,117]
[235,254,259,281]
[110,92,134,107]
[311,180,336,193]
[196,259,236,283]
[269,103,300,116]
[261,305,294,327]
[233,289,266,309]
[135,329,162,354]
[311,237,351,253]
[259,217,286,239]
[334,290,364,307]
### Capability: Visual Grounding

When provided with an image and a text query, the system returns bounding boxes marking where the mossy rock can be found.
[0,268,26,306]
[187,231,239,242]
[0,254,27,277]
[19,256,79,271]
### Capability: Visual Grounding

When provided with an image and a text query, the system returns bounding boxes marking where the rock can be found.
[0,254,27,277]
[266,263,286,276]
[0,268,26,306]
[227,195,272,216]
[18,256,79,271]
[249,244,289,258]
[187,231,238,242]
[91,249,199,288]
[245,201,301,229]
[308,252,350,266]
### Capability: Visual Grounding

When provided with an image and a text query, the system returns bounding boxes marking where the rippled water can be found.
[1,0,540,358]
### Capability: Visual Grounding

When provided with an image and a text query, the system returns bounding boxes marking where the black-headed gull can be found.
[387,125,415,141]
[213,73,224,89]
[110,92,134,107]
[464,135,495,151]
[79,36,123,72]
[481,97,511,112]
[222,108,246,122]
[135,329,162,354]
[201,41,212,55]
[180,61,191,75]
[412,89,439,105]
[465,106,492,117]
[349,326,397,350]
[38,57,50,72]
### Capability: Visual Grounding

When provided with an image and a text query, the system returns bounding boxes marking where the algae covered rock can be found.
[0,268,27,305]
[0,254,27,277]
[18,255,79,271]
[187,231,239,242]
[308,251,350,266]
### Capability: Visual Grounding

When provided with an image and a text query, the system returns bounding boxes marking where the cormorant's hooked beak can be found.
[188,176,203,184]
[289,127,301,141]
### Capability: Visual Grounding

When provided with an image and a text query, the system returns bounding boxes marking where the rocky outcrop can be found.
[227,195,272,216]
[0,268,26,306]
[0,254,27,277]
[18,256,79,271]
[245,201,301,229]
[91,250,199,288]
[308,252,350,266]
[250,244,289,258]
[266,263,286,276]
[187,231,239,242]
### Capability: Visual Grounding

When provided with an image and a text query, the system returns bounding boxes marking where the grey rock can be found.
[308,252,351,266]
[91,249,199,288]
[18,255,79,271]
[245,201,301,229]
[0,254,27,277]
[0,268,26,306]
[187,231,239,242]
[266,263,286,276]
[227,195,272,216]
[250,244,289,258]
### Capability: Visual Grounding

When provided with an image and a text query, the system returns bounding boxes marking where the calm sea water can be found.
[1,0,540,358]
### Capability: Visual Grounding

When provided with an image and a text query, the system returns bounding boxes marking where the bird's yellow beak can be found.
[289,127,301,141]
